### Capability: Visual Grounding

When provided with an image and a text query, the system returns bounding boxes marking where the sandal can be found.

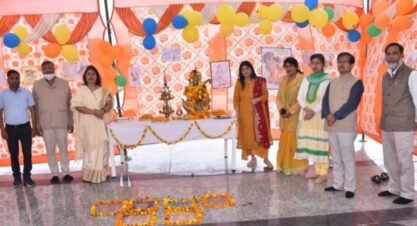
[381,172,389,182]
[371,175,382,185]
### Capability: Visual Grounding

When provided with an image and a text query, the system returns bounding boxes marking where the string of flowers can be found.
[193,120,236,139]
[90,199,124,217]
[200,193,236,208]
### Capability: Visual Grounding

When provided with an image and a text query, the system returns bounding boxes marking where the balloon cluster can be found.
[181,10,202,43]
[257,4,285,34]
[3,26,32,58]
[216,4,250,36]
[341,11,361,42]
[291,1,331,29]
[42,24,79,61]
[142,18,157,50]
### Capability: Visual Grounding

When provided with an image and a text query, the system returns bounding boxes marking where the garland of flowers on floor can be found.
[109,120,236,149]
[90,193,236,226]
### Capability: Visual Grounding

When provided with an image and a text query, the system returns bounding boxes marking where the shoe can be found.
[314,175,327,184]
[393,197,413,205]
[23,177,36,187]
[50,176,60,184]
[380,172,389,182]
[305,171,319,179]
[13,176,22,187]
[345,191,355,198]
[378,191,397,197]
[62,174,74,183]
[263,159,273,171]
[247,158,257,168]
[324,186,341,192]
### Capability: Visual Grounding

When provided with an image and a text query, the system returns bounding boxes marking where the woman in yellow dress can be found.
[71,65,113,183]
[233,61,273,170]
[276,57,308,175]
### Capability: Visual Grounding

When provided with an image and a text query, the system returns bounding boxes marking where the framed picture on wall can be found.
[21,66,40,87]
[210,60,231,89]
[128,66,141,86]
[261,47,292,90]
[61,61,88,80]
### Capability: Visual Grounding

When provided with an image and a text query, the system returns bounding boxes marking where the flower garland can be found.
[115,209,158,226]
[201,193,236,208]
[90,199,124,216]
[109,120,236,149]
[163,196,202,226]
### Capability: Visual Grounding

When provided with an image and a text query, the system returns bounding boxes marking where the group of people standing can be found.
[0,62,113,186]
[233,42,417,204]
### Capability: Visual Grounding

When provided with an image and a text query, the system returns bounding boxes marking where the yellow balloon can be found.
[309,8,329,28]
[220,24,234,36]
[291,4,310,23]
[267,4,284,21]
[17,42,32,58]
[259,20,273,34]
[182,26,199,43]
[61,45,79,62]
[13,26,28,40]
[342,12,359,30]
[216,4,235,23]
[183,10,202,26]
[257,5,269,19]
[233,12,249,27]
[55,25,71,45]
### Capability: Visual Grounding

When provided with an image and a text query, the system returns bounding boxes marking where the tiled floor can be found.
[0,137,417,226]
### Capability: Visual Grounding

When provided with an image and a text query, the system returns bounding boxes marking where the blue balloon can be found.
[304,0,318,10]
[143,35,156,50]
[3,33,20,48]
[296,21,309,28]
[142,18,157,35]
[348,29,361,42]
[172,15,188,29]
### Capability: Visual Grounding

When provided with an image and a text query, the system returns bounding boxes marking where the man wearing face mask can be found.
[378,43,417,205]
[32,61,74,184]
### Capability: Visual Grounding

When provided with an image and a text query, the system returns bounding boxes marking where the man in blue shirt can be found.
[0,69,37,187]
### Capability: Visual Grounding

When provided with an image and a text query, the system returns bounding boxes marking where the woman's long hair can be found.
[283,57,303,74]
[238,60,257,89]
[82,65,102,86]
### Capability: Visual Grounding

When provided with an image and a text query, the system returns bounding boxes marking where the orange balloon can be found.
[123,109,136,117]
[396,0,414,15]
[100,55,113,68]
[391,16,413,32]
[322,23,336,37]
[361,32,372,44]
[372,0,390,16]
[98,41,112,54]
[374,15,390,29]
[112,45,124,59]
[43,43,61,58]
[359,13,374,28]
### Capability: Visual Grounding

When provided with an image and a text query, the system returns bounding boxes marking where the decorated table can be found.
[107,117,237,177]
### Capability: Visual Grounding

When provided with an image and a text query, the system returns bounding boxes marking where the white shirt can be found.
[388,63,417,121]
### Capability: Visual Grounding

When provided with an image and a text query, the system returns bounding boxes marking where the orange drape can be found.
[0,15,20,36]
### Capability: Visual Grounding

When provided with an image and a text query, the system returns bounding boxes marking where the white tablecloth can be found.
[107,118,238,177]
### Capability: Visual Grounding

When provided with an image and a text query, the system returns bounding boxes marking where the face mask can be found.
[43,73,55,81]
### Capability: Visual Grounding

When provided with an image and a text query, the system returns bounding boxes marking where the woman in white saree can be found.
[71,65,113,183]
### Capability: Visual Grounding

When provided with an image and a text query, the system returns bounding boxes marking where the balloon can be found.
[367,23,382,37]
[3,33,20,48]
[323,7,334,21]
[322,23,336,37]
[233,12,249,27]
[115,75,127,86]
[391,16,413,32]
[259,20,273,34]
[123,109,136,117]
[13,26,28,40]
[397,0,414,15]
[373,0,390,16]
[220,24,234,36]
[43,43,61,58]
[267,4,284,21]
[143,35,156,50]
[98,41,112,54]
[359,13,374,28]
[257,5,269,19]
[304,0,318,10]
[61,45,79,62]
[172,15,188,29]
[183,11,202,26]
[296,20,309,28]
[55,25,71,45]
[216,4,235,24]
[112,45,124,59]
[142,18,157,35]
[309,8,329,28]
[374,15,390,29]
[291,4,310,23]
[342,12,359,30]
[99,55,113,68]
[347,29,361,42]
[182,26,199,43]
[17,42,32,57]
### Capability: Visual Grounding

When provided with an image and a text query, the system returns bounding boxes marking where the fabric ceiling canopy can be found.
[0,0,99,16]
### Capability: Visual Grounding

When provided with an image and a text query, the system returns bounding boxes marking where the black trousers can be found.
[5,122,32,179]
